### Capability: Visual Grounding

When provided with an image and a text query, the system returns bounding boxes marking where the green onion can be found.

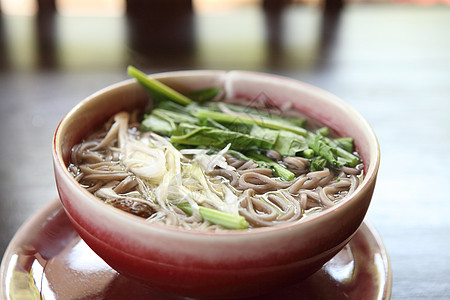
[176,203,249,230]
[316,126,330,136]
[300,148,315,158]
[335,137,355,152]
[323,136,360,167]
[310,157,328,172]
[127,65,192,106]
[247,152,295,181]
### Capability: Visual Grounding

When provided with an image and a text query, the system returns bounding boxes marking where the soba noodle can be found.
[68,96,363,230]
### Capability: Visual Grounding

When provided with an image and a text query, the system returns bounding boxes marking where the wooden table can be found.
[1,3,449,299]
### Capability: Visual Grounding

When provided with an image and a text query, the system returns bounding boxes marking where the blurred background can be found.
[1,0,449,299]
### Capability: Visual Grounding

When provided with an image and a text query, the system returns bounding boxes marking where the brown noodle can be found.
[68,110,362,230]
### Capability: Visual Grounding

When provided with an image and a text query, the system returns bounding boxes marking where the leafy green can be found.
[153,108,198,125]
[171,123,275,151]
[249,125,279,148]
[141,108,198,136]
[141,114,173,136]
[273,130,308,156]
[308,134,340,167]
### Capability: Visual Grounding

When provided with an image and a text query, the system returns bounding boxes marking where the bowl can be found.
[52,70,380,299]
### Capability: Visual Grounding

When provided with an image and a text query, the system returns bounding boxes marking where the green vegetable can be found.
[186,87,222,103]
[158,100,195,114]
[176,203,249,230]
[171,123,275,151]
[273,130,308,156]
[335,147,360,167]
[193,109,307,136]
[153,108,198,125]
[205,102,307,127]
[316,126,330,136]
[127,65,192,106]
[226,149,252,161]
[300,148,315,158]
[202,118,231,131]
[306,134,360,169]
[308,134,340,167]
[246,151,295,181]
[335,137,354,153]
[227,149,295,181]
[249,125,279,148]
[141,108,198,136]
[202,116,253,134]
[323,136,360,167]
[310,157,328,172]
[141,114,173,136]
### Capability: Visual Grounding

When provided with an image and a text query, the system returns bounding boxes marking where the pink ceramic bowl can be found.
[52,70,380,299]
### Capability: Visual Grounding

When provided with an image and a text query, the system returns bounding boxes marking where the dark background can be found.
[1,1,450,298]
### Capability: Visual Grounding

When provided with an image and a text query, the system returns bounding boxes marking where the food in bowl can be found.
[52,68,379,299]
[68,66,363,231]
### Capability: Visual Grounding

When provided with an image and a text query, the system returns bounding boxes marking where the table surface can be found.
[1,3,449,299]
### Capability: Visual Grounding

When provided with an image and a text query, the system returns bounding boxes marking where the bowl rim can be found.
[53,69,380,237]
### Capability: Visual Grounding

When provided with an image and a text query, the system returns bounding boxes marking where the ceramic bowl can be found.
[52,70,380,299]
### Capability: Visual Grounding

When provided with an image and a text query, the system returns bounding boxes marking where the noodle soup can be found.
[67,66,363,231]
